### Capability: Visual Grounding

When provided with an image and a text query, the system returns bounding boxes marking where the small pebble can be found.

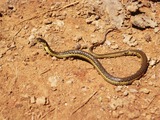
[91,39,98,44]
[64,102,68,106]
[28,34,36,46]
[8,5,15,9]
[66,79,74,84]
[81,44,88,49]
[74,43,81,50]
[73,35,82,42]
[36,97,48,105]
[86,15,96,24]
[127,3,139,12]
[52,20,64,27]
[144,34,151,42]
[52,56,58,60]
[109,98,123,110]
[139,88,150,94]
[149,58,159,67]
[154,27,159,33]
[115,86,123,92]
[129,88,138,93]
[110,44,119,49]
[30,96,36,104]
[90,34,96,38]
[48,76,61,87]
[131,14,157,29]
[123,90,129,96]
[43,19,52,25]
[148,81,153,86]
[123,34,138,47]
[105,40,111,46]
[75,25,80,29]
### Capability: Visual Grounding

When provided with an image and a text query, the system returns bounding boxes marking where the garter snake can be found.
[36,31,148,85]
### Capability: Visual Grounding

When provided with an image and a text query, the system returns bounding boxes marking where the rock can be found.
[139,88,150,94]
[36,97,49,105]
[8,5,15,10]
[74,43,81,50]
[109,98,123,110]
[149,58,159,67]
[123,90,129,96]
[123,34,138,47]
[144,34,151,42]
[81,44,88,49]
[103,0,125,28]
[131,14,157,29]
[91,38,98,44]
[154,27,160,33]
[86,15,99,24]
[28,34,36,46]
[66,79,74,84]
[51,56,58,60]
[48,76,61,87]
[43,19,52,25]
[73,35,82,42]
[75,25,80,29]
[105,40,111,46]
[115,86,123,92]
[129,88,138,93]
[126,2,139,12]
[52,20,64,27]
[110,44,119,49]
[30,96,36,104]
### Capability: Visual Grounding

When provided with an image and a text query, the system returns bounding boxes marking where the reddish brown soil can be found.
[0,0,160,120]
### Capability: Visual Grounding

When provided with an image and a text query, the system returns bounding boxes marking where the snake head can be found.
[36,38,49,47]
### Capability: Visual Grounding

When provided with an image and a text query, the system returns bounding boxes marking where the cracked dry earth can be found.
[0,0,160,120]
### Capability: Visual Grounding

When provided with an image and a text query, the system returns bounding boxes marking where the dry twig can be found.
[40,108,55,119]
[40,69,51,75]
[58,1,79,11]
[71,90,98,115]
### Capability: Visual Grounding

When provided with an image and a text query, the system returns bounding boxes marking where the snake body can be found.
[36,38,148,85]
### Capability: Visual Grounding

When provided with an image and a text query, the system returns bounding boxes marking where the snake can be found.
[36,30,148,85]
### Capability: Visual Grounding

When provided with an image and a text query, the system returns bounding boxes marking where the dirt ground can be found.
[0,0,160,120]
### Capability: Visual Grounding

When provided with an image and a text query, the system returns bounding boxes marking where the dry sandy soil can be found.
[0,0,160,120]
